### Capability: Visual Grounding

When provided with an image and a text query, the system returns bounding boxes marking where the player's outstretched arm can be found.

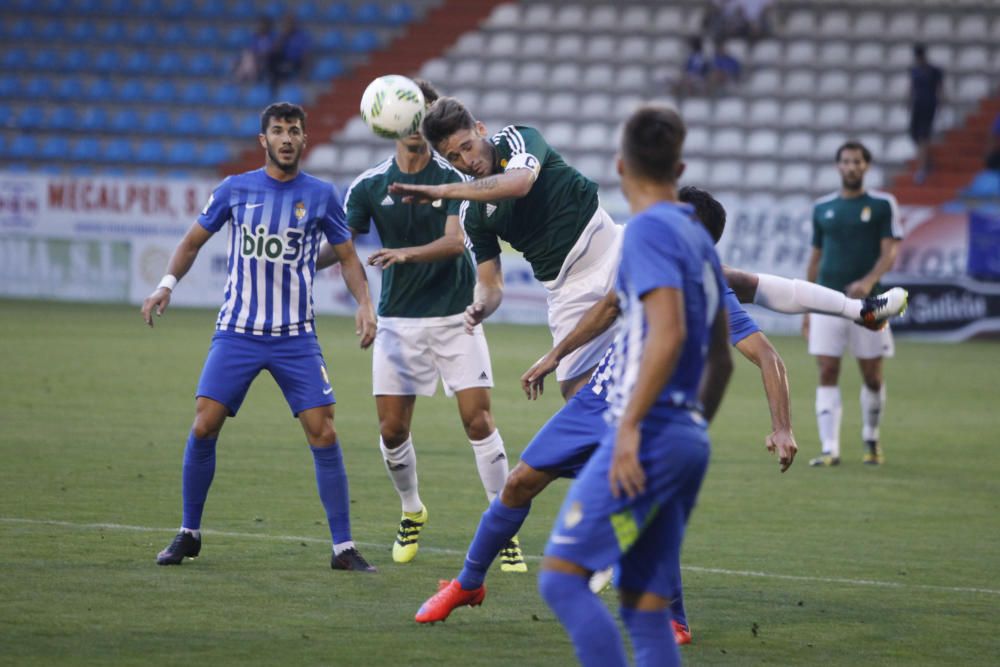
[141,222,213,327]
[367,214,466,268]
[734,331,797,472]
[332,239,376,348]
[699,306,734,424]
[521,290,620,400]
[389,168,535,205]
[465,257,504,334]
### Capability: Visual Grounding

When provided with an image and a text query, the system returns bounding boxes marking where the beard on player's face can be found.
[841,174,863,190]
[267,140,301,173]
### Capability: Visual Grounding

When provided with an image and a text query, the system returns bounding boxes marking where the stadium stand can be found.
[0,0,433,174]
[300,0,998,211]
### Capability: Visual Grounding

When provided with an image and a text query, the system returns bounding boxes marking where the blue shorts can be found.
[544,412,710,599]
[196,331,335,417]
[519,382,608,478]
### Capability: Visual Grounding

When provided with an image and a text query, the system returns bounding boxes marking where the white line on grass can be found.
[3,516,998,597]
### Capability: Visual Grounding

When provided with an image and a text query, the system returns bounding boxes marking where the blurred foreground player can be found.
[142,102,377,572]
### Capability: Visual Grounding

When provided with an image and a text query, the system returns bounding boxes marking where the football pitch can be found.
[1,299,997,666]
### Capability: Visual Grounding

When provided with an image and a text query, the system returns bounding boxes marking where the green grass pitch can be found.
[1,299,998,665]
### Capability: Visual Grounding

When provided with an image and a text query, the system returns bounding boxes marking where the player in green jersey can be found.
[389,97,622,402]
[317,81,523,569]
[803,141,903,467]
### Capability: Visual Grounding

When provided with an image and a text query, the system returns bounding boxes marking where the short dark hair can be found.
[679,186,726,243]
[913,43,927,59]
[835,140,872,164]
[421,96,476,149]
[260,102,306,134]
[621,104,686,183]
[411,78,440,106]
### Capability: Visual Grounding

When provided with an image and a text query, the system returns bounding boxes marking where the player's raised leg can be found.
[299,405,376,572]
[156,396,229,565]
[375,394,429,563]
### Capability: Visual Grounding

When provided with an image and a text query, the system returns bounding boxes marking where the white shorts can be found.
[808,313,894,360]
[372,314,493,397]
[542,207,623,382]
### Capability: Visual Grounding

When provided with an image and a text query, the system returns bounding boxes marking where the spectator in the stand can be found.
[737,0,776,41]
[675,36,710,97]
[267,15,312,93]
[908,43,944,184]
[986,112,1000,172]
[709,40,743,92]
[703,0,775,42]
[235,17,275,83]
[703,0,743,41]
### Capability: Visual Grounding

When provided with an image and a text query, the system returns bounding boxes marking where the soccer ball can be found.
[359,75,425,140]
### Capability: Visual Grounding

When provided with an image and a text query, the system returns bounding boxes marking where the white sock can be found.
[333,540,355,555]
[470,430,509,502]
[180,527,201,538]
[860,384,886,442]
[754,274,861,319]
[380,435,423,514]
[816,386,842,458]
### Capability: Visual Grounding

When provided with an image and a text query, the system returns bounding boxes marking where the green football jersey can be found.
[811,190,902,295]
[346,154,475,318]
[461,125,600,282]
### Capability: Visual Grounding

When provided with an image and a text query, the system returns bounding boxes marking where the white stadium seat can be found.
[547,92,578,119]
[616,66,647,92]
[523,4,554,26]
[582,64,615,89]
[550,63,581,88]
[712,129,745,155]
[814,163,842,192]
[304,144,337,171]
[928,45,954,70]
[513,91,545,117]
[590,5,619,30]
[748,99,781,127]
[784,9,816,37]
[681,158,708,185]
[681,98,712,124]
[451,33,485,57]
[853,73,884,99]
[485,3,520,28]
[785,70,816,97]
[819,41,850,66]
[587,36,617,61]
[521,34,550,58]
[684,127,710,154]
[887,12,919,38]
[956,46,990,72]
[782,132,814,159]
[957,75,991,102]
[922,13,952,40]
[554,35,584,60]
[620,36,651,62]
[816,133,846,161]
[420,58,449,82]
[857,135,885,161]
[715,98,746,126]
[544,122,575,150]
[653,6,685,33]
[778,161,814,190]
[579,92,612,120]
[853,11,884,37]
[886,44,912,69]
[745,161,780,190]
[576,123,610,150]
[885,136,916,164]
[340,146,373,174]
[480,90,513,117]
[710,161,743,189]
[819,11,852,37]
[816,102,849,130]
[786,40,817,64]
[341,117,373,141]
[518,62,548,87]
[782,101,815,129]
[612,95,643,121]
[853,44,884,68]
[852,103,885,130]
[886,73,910,99]
[751,40,783,65]
[574,155,606,181]
[451,61,484,85]
[748,70,781,96]
[651,38,685,63]
[488,32,518,57]
[555,5,587,30]
[483,61,516,86]
[885,106,910,133]
[621,6,652,32]
[746,130,779,157]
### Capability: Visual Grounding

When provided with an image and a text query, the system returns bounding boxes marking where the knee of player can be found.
[308,424,338,447]
[378,419,410,447]
[502,465,544,506]
[462,410,495,441]
[191,417,223,440]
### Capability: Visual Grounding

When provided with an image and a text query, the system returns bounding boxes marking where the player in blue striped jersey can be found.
[142,102,378,572]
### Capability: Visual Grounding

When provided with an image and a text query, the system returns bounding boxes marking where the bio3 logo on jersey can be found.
[241,225,304,264]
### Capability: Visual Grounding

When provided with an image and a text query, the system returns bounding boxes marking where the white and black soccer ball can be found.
[359,75,425,140]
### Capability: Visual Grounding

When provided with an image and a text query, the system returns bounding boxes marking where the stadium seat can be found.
[956,47,990,72]
[450,61,483,85]
[0,77,16,98]
[166,140,196,165]
[819,11,852,37]
[853,11,885,37]
[1,48,29,70]
[684,127,710,155]
[616,66,646,93]
[652,6,687,33]
[748,99,781,127]
[746,130,779,157]
[317,29,347,52]
[22,76,52,100]
[3,18,32,40]
[322,2,351,22]
[69,136,100,162]
[853,44,884,68]
[681,159,708,185]
[484,62,517,87]
[545,92,577,120]
[681,97,712,126]
[292,1,319,22]
[651,38,684,63]
[779,163,813,191]
[142,109,172,135]
[519,63,548,87]
[852,103,884,130]
[97,22,125,43]
[187,54,218,77]
[385,2,414,26]
[555,4,587,30]
[135,138,166,163]
[710,161,743,189]
[200,142,230,166]
[54,78,84,101]
[145,80,177,105]
[751,40,783,66]
[544,122,575,149]
[816,133,846,161]
[127,23,157,45]
[93,50,120,74]
[785,70,815,97]
[814,164,842,192]
[922,13,952,40]
[75,107,105,132]
[17,104,47,130]
[619,36,650,63]
[354,3,384,25]
[886,43,912,69]
[582,64,615,89]
[154,52,184,77]
[66,21,96,42]
[857,135,885,160]
[554,35,585,60]
[242,84,271,108]
[103,138,132,163]
[180,81,210,105]
[340,146,373,173]
[123,51,153,76]
[29,49,60,71]
[573,155,605,182]
[957,75,991,102]
[715,99,746,126]
[191,24,222,48]
[348,30,380,54]
[817,72,850,98]
[745,161,779,190]
[784,10,815,36]
[304,144,338,171]
[576,123,609,150]
[816,102,849,129]
[312,57,345,81]
[747,70,781,96]
[712,129,744,155]
[513,91,545,117]
[524,4,554,26]
[611,94,643,122]
[486,3,519,28]
[928,45,954,70]
[819,41,850,67]
[853,73,884,99]
[782,132,814,159]
[109,108,141,133]
[785,40,817,65]
[621,6,651,33]
[488,32,519,56]
[8,135,39,159]
[277,83,306,104]
[47,106,77,131]
[586,36,617,62]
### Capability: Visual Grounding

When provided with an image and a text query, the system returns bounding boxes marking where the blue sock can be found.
[311,443,351,544]
[622,607,679,667]
[181,433,217,530]
[538,570,627,667]
[670,589,688,629]
[457,498,530,590]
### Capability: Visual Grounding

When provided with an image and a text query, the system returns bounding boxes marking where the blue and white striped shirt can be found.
[198,168,351,336]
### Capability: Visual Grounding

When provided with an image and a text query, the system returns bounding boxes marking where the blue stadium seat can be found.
[102,0,130,14]
[224,25,252,49]
[2,48,29,70]
[348,30,380,54]
[67,21,97,43]
[7,1,33,16]
[191,24,222,48]
[154,52,184,76]
[317,30,346,51]
[243,84,271,108]
[238,112,261,137]
[109,108,141,133]
[0,104,12,123]
[199,142,230,166]
[142,109,172,134]
[8,136,39,160]
[323,2,351,22]
[5,18,32,40]
[0,77,17,98]
[93,50,120,74]
[192,0,224,19]
[133,0,160,17]
[97,22,126,43]
[385,2,415,26]
[187,53,218,77]
[354,3,383,25]
[37,20,66,41]
[71,137,101,161]
[29,49,61,71]
[210,83,240,107]
[128,23,157,45]
[146,80,178,104]
[166,139,197,165]
[42,0,71,11]
[103,138,133,163]
[83,78,114,102]
[60,49,88,73]
[163,0,195,19]
[135,138,166,163]
[53,77,84,101]
[180,81,210,105]
[117,79,145,103]
[123,51,154,76]
[312,56,344,81]
[22,76,52,99]
[295,2,320,21]
[48,106,77,131]
[70,0,99,13]
[159,24,187,46]
[17,105,47,130]
[40,136,71,160]
[75,108,105,132]
[276,83,305,104]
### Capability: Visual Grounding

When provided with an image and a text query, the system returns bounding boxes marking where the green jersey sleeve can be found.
[873,195,902,240]
[345,178,372,234]
[495,126,550,170]
[460,200,502,264]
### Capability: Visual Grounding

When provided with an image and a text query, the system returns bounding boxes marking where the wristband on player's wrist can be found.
[158,274,178,291]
